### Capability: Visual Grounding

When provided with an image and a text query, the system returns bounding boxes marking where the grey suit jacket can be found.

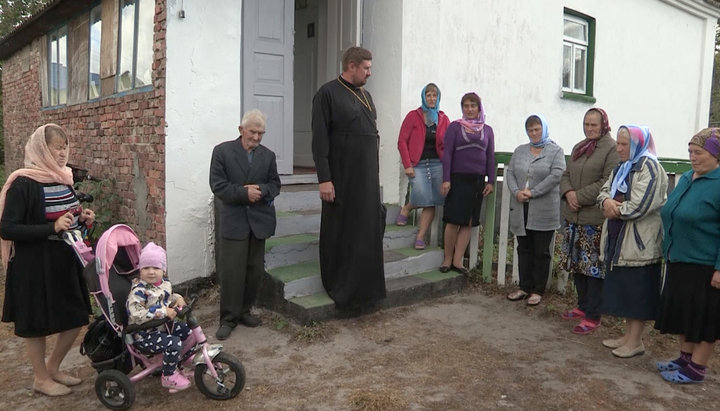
[210,138,281,240]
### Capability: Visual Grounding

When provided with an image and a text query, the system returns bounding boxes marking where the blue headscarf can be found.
[421,83,441,125]
[526,114,550,148]
[609,125,657,198]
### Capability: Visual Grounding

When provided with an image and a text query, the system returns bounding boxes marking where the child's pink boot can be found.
[161,371,191,393]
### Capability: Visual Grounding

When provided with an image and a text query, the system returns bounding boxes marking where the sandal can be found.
[660,369,703,384]
[506,290,529,301]
[395,213,408,226]
[571,319,600,335]
[414,239,426,250]
[526,294,542,306]
[656,360,684,372]
[561,308,585,320]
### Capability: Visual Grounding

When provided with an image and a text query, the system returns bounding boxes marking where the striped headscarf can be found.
[609,125,657,198]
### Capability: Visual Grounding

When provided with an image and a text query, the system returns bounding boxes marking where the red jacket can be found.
[397,108,450,169]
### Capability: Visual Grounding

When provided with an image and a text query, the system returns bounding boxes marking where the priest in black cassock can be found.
[311,46,386,310]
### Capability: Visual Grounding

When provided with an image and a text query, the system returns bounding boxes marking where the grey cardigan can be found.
[506,141,566,236]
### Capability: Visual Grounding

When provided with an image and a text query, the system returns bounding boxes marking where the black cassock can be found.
[311,76,386,309]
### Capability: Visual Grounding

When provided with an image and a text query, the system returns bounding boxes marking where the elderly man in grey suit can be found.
[210,109,281,340]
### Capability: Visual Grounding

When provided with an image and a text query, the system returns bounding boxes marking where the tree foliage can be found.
[0,0,51,164]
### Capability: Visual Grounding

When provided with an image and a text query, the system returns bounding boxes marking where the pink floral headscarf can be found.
[0,124,74,270]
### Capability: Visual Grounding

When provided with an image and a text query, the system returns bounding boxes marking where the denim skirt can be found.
[409,158,444,207]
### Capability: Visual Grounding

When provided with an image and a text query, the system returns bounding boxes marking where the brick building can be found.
[1,0,167,246]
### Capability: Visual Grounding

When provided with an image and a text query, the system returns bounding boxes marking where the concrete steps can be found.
[258,187,466,324]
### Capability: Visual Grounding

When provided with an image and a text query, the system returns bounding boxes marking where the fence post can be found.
[497,174,511,285]
[481,176,497,282]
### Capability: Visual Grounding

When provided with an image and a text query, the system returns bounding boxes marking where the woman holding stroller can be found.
[0,123,95,396]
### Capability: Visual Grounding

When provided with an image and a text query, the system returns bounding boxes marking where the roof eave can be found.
[0,0,96,61]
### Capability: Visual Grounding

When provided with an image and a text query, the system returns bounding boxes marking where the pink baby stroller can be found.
[81,224,245,410]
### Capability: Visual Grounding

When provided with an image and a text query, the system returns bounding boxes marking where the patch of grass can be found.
[292,321,330,344]
[349,388,408,411]
[270,314,289,331]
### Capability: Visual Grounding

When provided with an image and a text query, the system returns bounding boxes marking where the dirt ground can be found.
[1,278,720,410]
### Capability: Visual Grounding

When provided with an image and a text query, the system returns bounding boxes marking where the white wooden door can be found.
[242,0,294,174]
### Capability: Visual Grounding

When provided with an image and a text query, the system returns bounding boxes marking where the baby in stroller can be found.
[126,242,191,391]
[82,224,245,409]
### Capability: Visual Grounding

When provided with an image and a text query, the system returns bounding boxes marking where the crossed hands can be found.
[602,198,622,219]
[516,188,532,203]
[244,184,262,202]
[565,190,581,212]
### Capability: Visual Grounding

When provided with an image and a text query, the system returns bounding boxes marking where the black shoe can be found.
[238,313,262,327]
[216,324,234,340]
[439,265,451,273]
[452,265,470,276]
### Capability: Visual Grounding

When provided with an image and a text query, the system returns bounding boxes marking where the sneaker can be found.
[161,371,191,391]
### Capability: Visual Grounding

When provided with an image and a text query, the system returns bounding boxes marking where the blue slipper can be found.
[660,370,703,384]
[656,361,683,372]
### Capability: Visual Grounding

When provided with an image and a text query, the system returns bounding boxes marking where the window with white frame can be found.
[562,9,595,98]
[89,5,102,99]
[47,25,68,106]
[117,0,154,92]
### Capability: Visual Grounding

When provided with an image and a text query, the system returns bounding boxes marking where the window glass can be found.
[118,0,137,92]
[573,47,586,92]
[89,5,102,99]
[49,32,59,105]
[135,0,154,87]
[48,26,68,106]
[563,20,587,42]
[57,26,67,104]
[562,45,571,89]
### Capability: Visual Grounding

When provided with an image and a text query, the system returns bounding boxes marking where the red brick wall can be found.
[1,0,168,245]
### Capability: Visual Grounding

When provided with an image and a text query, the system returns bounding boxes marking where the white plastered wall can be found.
[164,0,242,283]
[364,0,720,206]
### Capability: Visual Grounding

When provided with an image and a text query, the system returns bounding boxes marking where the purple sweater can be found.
[442,121,496,182]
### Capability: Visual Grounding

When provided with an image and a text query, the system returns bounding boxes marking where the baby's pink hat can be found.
[138,242,167,271]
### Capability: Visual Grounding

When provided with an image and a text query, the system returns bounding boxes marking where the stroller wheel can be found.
[95,369,135,410]
[194,352,246,400]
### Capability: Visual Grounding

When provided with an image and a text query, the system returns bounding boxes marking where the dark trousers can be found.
[218,234,265,327]
[516,229,555,295]
[574,273,603,321]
